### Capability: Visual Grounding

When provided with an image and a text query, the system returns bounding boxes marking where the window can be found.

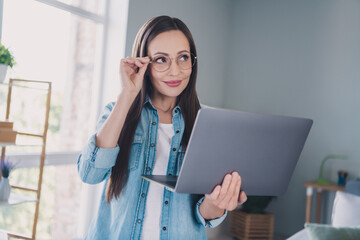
[0,164,83,239]
[0,0,129,238]
[1,0,107,153]
[52,0,107,15]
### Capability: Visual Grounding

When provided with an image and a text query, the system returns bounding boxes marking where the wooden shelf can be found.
[0,80,50,91]
[0,143,44,147]
[303,180,345,223]
[0,131,45,147]
[0,229,32,240]
[303,180,345,192]
[1,79,52,240]
[0,192,37,207]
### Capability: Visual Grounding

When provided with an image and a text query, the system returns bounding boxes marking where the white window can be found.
[0,0,128,238]
[1,0,106,153]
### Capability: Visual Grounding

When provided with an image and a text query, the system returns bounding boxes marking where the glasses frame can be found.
[148,52,197,72]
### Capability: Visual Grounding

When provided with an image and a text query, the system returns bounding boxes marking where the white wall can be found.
[225,0,360,236]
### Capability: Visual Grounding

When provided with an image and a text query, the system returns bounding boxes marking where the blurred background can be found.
[0,0,359,239]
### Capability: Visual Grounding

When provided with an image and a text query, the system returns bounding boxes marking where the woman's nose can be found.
[168,60,181,76]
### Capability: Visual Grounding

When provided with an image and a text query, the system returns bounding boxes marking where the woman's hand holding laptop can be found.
[199,171,247,220]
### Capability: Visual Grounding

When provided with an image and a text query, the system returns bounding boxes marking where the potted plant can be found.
[230,196,275,240]
[0,157,16,201]
[0,42,15,83]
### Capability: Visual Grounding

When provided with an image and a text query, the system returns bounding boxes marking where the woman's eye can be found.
[179,54,190,62]
[155,57,167,64]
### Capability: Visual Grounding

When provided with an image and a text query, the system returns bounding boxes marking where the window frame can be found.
[0,0,113,166]
[0,0,129,237]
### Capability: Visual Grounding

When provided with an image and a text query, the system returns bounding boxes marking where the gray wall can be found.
[125,0,360,237]
[125,1,232,238]
[225,0,360,236]
[125,0,231,108]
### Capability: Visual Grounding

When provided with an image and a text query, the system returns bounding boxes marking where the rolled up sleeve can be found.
[77,102,119,184]
[194,196,228,228]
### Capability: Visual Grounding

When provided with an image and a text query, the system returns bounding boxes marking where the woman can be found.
[78,15,247,240]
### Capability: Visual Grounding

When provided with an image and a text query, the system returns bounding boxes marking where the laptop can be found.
[142,107,313,196]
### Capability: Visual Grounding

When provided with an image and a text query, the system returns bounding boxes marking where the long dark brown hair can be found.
[106,16,200,203]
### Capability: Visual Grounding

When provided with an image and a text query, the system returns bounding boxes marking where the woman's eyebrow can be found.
[177,50,190,54]
[153,50,190,56]
[153,52,169,56]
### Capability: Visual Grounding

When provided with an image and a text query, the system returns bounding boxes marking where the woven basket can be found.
[229,210,274,240]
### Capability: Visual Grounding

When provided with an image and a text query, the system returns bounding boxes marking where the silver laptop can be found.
[142,107,313,196]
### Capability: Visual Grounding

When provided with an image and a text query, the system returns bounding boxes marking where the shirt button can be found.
[151,143,155,147]
[138,219,142,223]
[165,201,169,204]
[146,167,151,171]
[152,121,156,125]
[172,148,176,151]
[163,227,167,231]
[176,130,179,133]
[141,193,145,197]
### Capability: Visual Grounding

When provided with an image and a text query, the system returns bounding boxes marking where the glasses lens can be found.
[150,53,196,72]
[177,53,195,70]
[151,55,171,72]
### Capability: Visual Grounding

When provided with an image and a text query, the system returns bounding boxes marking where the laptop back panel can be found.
[175,108,312,196]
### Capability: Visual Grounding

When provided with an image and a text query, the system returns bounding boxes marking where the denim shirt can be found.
[77,96,227,240]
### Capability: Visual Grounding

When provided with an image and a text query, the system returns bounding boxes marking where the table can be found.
[303,181,345,223]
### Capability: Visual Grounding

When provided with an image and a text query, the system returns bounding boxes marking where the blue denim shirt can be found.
[77,96,227,240]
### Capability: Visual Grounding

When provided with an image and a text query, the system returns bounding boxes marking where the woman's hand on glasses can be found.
[120,56,150,94]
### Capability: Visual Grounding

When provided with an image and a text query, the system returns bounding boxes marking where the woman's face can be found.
[147,30,192,99]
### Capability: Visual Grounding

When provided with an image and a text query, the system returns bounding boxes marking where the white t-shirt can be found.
[141,123,174,240]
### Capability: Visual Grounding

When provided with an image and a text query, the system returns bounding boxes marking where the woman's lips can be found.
[164,80,182,87]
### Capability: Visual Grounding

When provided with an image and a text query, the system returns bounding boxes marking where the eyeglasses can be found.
[149,52,197,72]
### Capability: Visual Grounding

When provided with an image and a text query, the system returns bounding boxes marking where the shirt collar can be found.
[144,94,156,111]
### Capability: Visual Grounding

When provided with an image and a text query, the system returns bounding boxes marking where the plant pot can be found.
[0,177,11,201]
[0,64,8,83]
[230,210,274,240]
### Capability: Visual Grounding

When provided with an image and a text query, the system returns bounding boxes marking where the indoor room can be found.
[0,0,359,239]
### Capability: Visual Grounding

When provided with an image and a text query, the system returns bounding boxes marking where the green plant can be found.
[241,196,275,214]
[0,42,15,68]
[0,157,16,178]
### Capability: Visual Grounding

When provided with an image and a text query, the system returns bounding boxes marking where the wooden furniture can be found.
[0,121,17,143]
[230,210,274,240]
[303,181,345,223]
[0,79,51,240]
